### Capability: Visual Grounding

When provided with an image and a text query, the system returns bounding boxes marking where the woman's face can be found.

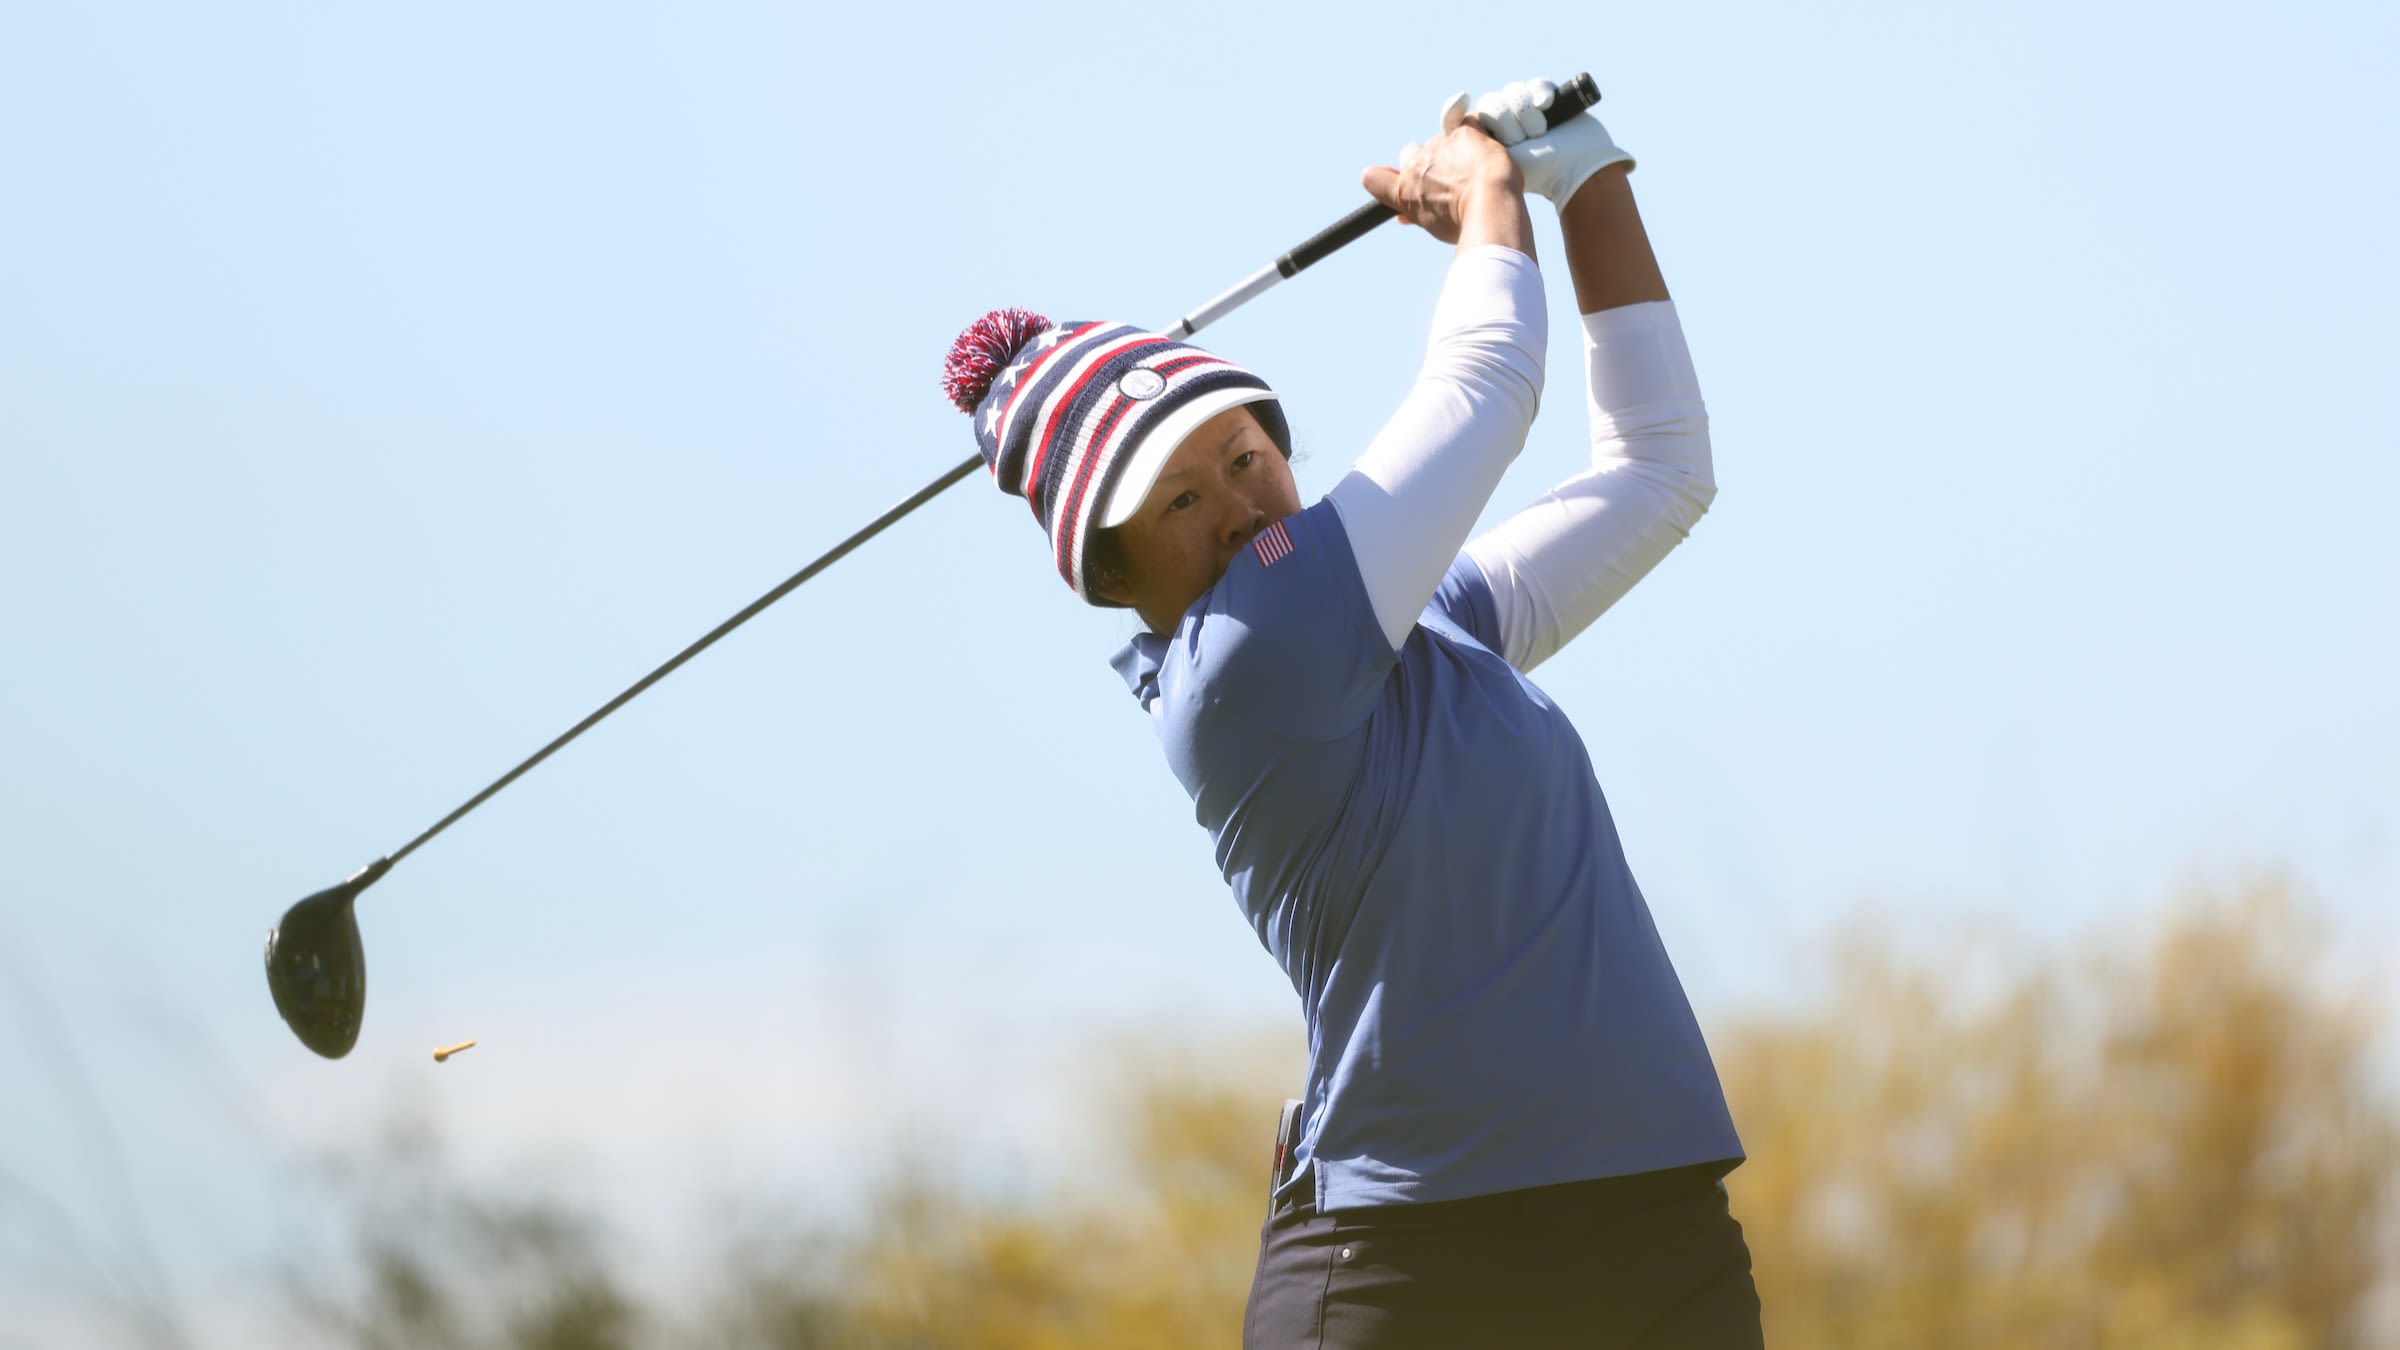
[1095,404,1300,632]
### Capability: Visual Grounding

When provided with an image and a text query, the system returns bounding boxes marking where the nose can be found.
[1219,494,1267,550]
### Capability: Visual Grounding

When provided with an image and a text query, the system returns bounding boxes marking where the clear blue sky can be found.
[4,1,2395,1341]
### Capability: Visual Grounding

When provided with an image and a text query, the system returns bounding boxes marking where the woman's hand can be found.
[1362,119,1531,254]
[1469,77,1635,212]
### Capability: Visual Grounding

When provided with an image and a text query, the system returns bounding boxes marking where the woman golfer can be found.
[942,78,1759,1348]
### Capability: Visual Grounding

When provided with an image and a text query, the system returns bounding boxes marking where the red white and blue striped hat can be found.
[942,309,1290,606]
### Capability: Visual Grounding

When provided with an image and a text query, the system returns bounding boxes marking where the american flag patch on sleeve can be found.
[1252,519,1296,567]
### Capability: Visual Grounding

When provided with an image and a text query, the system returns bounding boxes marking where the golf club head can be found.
[265,859,386,1058]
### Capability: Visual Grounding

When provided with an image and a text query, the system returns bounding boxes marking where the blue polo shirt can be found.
[1111,499,1742,1211]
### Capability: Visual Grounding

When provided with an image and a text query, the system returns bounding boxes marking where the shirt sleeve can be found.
[1428,553,1506,654]
[1181,499,1395,742]
[1324,245,1547,652]
[1461,299,1717,672]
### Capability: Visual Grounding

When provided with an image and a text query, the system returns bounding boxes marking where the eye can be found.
[1231,450,1257,472]
[1164,490,1199,515]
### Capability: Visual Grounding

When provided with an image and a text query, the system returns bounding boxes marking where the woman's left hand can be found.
[1468,77,1635,211]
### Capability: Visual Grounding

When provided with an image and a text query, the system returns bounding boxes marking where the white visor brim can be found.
[1095,386,1282,530]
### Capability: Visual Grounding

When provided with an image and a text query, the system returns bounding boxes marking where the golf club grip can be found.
[1275,71,1602,278]
[1276,201,1395,278]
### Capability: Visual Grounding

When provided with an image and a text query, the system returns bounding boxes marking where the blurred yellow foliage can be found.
[780,1042,1295,1350]
[293,878,2397,1348]
[1723,878,2395,1349]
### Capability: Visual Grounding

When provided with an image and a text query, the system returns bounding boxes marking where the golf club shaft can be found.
[1168,71,1601,338]
[383,455,983,869]
[368,71,1602,878]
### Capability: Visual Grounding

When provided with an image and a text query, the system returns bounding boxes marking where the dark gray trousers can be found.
[1243,1162,1763,1349]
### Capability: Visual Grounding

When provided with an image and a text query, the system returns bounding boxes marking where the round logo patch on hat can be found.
[1117,368,1167,401]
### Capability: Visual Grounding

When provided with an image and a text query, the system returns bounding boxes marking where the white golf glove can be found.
[1440,78,1633,211]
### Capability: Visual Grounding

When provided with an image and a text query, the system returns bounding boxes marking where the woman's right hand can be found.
[1362,119,1526,248]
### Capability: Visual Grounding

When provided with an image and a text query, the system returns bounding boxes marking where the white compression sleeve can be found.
[1325,245,1547,651]
[1462,300,1716,672]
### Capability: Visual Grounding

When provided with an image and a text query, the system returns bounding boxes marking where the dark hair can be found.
[1085,523,1133,602]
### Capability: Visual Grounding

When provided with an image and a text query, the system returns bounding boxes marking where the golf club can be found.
[264,73,1604,1059]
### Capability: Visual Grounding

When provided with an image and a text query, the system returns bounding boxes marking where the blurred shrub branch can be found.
[1723,876,2397,1348]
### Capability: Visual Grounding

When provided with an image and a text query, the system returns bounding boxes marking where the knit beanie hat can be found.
[941,309,1290,606]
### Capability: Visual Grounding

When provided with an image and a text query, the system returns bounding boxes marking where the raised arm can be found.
[1333,119,1548,651]
[1460,84,1717,672]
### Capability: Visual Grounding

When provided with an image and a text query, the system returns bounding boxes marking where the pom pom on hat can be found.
[942,308,1053,413]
